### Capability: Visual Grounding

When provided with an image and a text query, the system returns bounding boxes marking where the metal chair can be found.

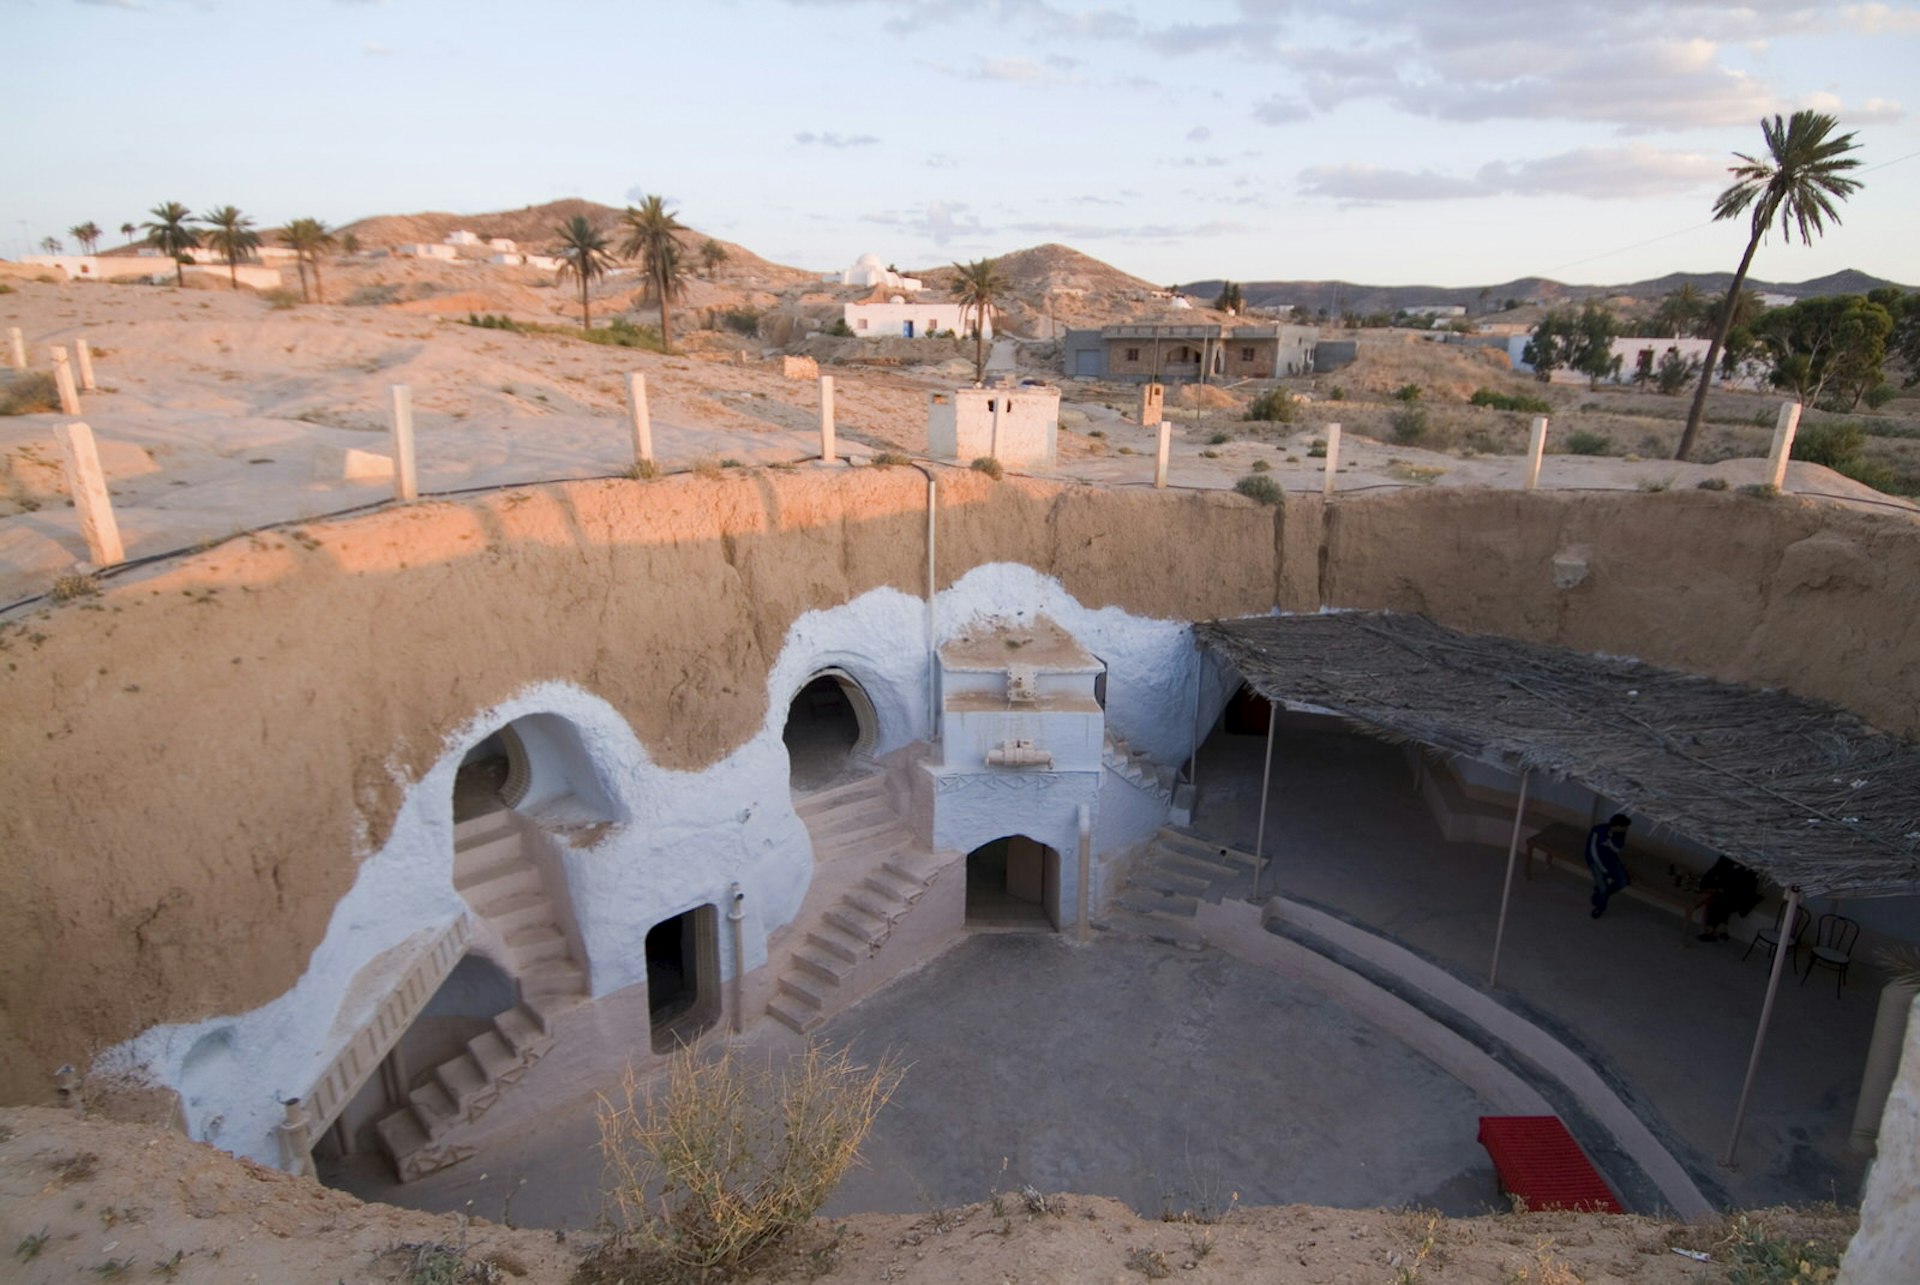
[1801,913,1860,996]
[1742,900,1809,968]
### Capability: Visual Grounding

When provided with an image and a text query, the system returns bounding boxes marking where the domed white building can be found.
[828,252,923,293]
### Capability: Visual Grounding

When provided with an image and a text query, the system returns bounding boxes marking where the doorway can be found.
[965,836,1060,930]
[647,906,720,1053]
[784,670,878,791]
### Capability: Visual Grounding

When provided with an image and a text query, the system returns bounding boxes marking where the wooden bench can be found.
[1476,1116,1624,1213]
[1523,822,1705,944]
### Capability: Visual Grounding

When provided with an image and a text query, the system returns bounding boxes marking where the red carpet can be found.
[1477,1115,1625,1213]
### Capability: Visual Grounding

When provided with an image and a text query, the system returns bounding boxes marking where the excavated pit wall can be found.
[4,469,1919,1118]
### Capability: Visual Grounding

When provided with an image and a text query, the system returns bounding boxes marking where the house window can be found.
[1240,347,1255,361]
[1125,347,1140,362]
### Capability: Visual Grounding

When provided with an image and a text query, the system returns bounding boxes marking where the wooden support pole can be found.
[1725,887,1802,1167]
[1252,710,1277,898]
[74,337,98,391]
[1524,417,1548,490]
[7,326,25,370]
[625,372,653,467]
[389,383,417,501]
[1321,423,1342,497]
[819,375,836,462]
[1155,420,1171,489]
[1488,771,1532,988]
[50,346,81,415]
[55,421,125,566]
[1765,401,1802,491]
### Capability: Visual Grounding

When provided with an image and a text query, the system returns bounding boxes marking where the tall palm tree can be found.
[553,215,616,330]
[40,236,62,255]
[142,201,200,286]
[280,217,337,303]
[196,206,261,291]
[120,221,137,246]
[619,195,688,351]
[69,222,102,255]
[699,237,728,277]
[950,257,1007,383]
[1676,111,1863,460]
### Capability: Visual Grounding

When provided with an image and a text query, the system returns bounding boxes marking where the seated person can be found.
[1695,856,1762,942]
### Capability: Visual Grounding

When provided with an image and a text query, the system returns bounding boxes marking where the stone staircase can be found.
[1108,827,1261,951]
[767,773,950,1035]
[1102,733,1177,799]
[450,809,589,1004]
[372,1001,557,1181]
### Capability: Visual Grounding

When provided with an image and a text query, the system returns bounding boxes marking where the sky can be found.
[5,0,1918,290]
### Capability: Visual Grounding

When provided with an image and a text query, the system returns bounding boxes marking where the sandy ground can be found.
[3,277,1911,606]
[0,1106,1855,1283]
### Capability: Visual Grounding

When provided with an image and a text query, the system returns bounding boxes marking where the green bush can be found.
[1209,431,1232,445]
[1244,390,1296,423]
[1389,406,1430,445]
[1564,430,1612,456]
[1864,384,1898,410]
[826,319,854,338]
[1250,457,1272,472]
[578,318,665,351]
[0,372,62,416]
[1328,387,1345,401]
[1234,474,1282,505]
[1697,477,1729,491]
[718,306,762,337]
[970,456,1004,480]
[465,312,524,332]
[1393,383,1422,402]
[1791,422,1865,469]
[1468,387,1551,414]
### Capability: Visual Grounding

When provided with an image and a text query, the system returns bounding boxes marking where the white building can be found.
[1404,305,1467,319]
[846,297,982,339]
[828,252,923,293]
[446,230,483,247]
[397,243,459,261]
[927,384,1058,470]
[20,255,167,282]
[487,238,517,253]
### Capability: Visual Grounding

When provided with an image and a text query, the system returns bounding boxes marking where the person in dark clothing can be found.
[1695,855,1763,942]
[1586,814,1631,918]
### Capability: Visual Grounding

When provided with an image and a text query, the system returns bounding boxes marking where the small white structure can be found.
[927,384,1059,470]
[486,237,517,253]
[1404,304,1468,319]
[396,243,459,261]
[828,252,922,293]
[522,254,562,272]
[488,253,524,266]
[20,255,163,282]
[846,298,981,340]
[446,230,483,247]
[180,264,285,291]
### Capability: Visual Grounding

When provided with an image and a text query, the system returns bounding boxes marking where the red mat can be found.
[1476,1115,1625,1213]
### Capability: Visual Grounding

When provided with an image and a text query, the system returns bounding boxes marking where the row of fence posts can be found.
[15,325,1810,583]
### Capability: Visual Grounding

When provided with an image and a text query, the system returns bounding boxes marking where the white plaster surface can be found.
[1839,993,1920,1284]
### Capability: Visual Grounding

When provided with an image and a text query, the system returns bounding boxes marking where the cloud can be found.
[1299,144,1725,203]
[1251,94,1311,124]
[794,131,881,148]
[925,152,960,169]
[362,41,393,56]
[1840,3,1920,33]
[1186,125,1212,142]
[862,200,986,246]
[1163,155,1230,168]
[75,0,144,8]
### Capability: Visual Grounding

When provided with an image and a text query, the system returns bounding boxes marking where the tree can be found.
[619,195,689,351]
[120,221,136,246]
[70,222,103,255]
[1571,301,1623,389]
[1884,290,1920,387]
[1676,111,1863,460]
[280,217,337,303]
[553,215,616,330]
[1214,281,1243,313]
[341,231,361,256]
[196,206,261,290]
[39,236,62,255]
[1651,284,1707,338]
[949,256,1006,383]
[142,201,200,286]
[698,237,728,277]
[1523,309,1575,382]
[1655,349,1700,396]
[1755,294,1893,410]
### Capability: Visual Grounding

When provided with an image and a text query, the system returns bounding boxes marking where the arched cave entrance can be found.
[646,905,721,1053]
[454,725,529,823]
[965,835,1061,930]
[784,669,879,792]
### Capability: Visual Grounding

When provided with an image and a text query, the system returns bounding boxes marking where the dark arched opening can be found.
[965,836,1061,931]
[784,670,878,792]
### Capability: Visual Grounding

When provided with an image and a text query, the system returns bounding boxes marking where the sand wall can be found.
[4,470,1917,1106]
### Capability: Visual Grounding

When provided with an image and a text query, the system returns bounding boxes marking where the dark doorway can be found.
[784,672,873,792]
[647,906,720,1052]
[454,730,518,822]
[965,836,1060,930]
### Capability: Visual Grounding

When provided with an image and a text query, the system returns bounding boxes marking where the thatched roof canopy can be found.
[1194,613,1920,899]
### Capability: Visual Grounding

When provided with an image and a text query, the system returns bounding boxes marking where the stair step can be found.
[408,1081,459,1138]
[845,884,908,921]
[778,975,827,1011]
[824,902,890,946]
[375,1106,429,1164]
[794,947,855,986]
[478,886,554,930]
[807,925,868,964]
[883,851,947,888]
[794,776,890,821]
[522,959,587,998]
[1154,852,1237,884]
[1156,830,1260,869]
[768,996,824,1035]
[1136,917,1206,951]
[453,811,517,848]
[809,813,910,846]
[863,868,923,904]
[453,849,538,895]
[506,922,570,964]
[1130,866,1211,897]
[467,1029,519,1081]
[435,1053,489,1112]
[1118,890,1200,920]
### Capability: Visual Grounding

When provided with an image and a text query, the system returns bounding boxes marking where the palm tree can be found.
[39,236,62,255]
[70,222,102,255]
[196,206,262,290]
[280,217,337,303]
[699,237,728,277]
[1676,111,1863,460]
[619,195,688,350]
[553,215,616,330]
[120,221,137,246]
[950,257,1007,383]
[142,201,201,285]
[1652,283,1706,338]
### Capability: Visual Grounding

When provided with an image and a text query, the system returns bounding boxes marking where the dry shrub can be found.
[1172,384,1237,411]
[0,371,60,416]
[593,1043,904,1276]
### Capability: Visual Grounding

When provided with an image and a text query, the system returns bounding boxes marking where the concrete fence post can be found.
[1525,417,1548,490]
[7,326,24,371]
[1154,420,1171,489]
[990,394,1004,461]
[1322,423,1342,497]
[819,375,836,463]
[389,383,417,501]
[625,372,653,468]
[1766,401,1802,491]
[55,421,126,566]
[50,346,82,416]
[74,337,98,391]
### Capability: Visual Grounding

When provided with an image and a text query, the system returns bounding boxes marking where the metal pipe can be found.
[728,882,746,1035]
[1076,804,1093,943]
[926,473,939,740]
[1488,770,1531,988]
[1724,886,1802,1166]
[1252,709,1276,897]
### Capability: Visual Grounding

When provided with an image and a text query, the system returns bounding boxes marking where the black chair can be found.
[1801,913,1860,996]
[1742,900,1809,968]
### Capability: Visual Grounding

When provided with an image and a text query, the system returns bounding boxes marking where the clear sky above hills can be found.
[6,0,1917,288]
